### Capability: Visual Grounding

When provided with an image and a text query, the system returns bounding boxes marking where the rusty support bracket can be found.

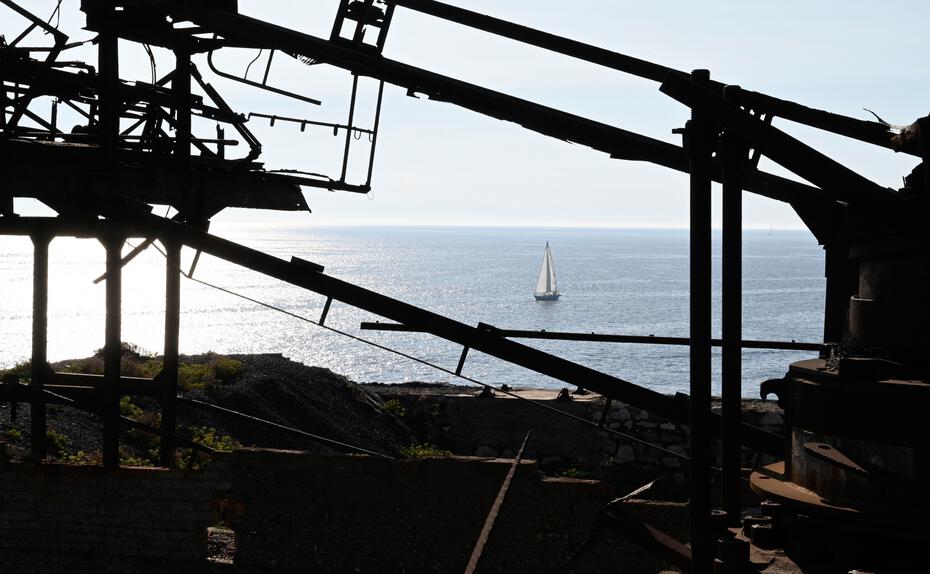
[318,297,333,326]
[455,346,469,376]
[464,429,532,574]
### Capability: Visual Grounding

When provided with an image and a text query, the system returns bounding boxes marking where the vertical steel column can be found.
[102,233,123,467]
[720,86,744,524]
[97,4,119,161]
[822,239,851,346]
[174,50,192,163]
[685,69,714,574]
[30,234,50,459]
[160,240,181,467]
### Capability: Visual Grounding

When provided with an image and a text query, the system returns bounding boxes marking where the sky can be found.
[8,1,929,230]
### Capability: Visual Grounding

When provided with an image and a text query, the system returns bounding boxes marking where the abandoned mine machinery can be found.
[1,1,928,572]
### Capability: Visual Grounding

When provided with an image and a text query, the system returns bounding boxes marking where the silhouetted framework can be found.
[2,1,928,572]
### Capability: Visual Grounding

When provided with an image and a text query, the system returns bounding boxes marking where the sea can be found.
[0,225,825,398]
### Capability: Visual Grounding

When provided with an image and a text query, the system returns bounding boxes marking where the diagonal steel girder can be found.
[0,215,783,455]
[175,6,831,210]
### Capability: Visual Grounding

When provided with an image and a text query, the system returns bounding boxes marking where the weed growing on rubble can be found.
[400,443,451,458]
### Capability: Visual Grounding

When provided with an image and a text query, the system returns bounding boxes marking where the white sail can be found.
[534,242,559,299]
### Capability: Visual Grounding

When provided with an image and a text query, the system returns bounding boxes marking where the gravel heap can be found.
[0,353,415,462]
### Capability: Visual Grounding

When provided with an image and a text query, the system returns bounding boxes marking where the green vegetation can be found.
[178,355,244,391]
[381,399,407,418]
[191,427,239,452]
[177,427,240,470]
[45,429,67,457]
[400,443,451,458]
[120,396,144,418]
[0,360,32,383]
[58,343,244,391]
[559,467,589,479]
[3,428,22,442]
[61,450,100,465]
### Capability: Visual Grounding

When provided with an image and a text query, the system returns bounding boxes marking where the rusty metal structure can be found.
[1,1,928,572]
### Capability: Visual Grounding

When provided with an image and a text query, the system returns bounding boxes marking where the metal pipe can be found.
[340,74,360,183]
[365,80,385,186]
[359,322,824,352]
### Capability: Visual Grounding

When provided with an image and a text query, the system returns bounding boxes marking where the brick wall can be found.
[0,454,230,573]
[0,446,690,573]
[227,449,616,573]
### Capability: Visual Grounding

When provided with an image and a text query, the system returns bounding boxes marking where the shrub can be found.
[560,467,589,479]
[212,357,243,382]
[381,399,407,418]
[61,450,101,465]
[119,396,144,418]
[46,430,67,456]
[0,360,32,382]
[191,427,239,451]
[400,443,451,458]
[4,428,22,441]
[179,363,215,390]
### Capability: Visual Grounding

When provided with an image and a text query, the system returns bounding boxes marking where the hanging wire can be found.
[149,258,697,466]
[244,49,263,79]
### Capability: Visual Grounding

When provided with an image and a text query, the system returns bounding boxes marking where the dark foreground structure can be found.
[1,1,928,572]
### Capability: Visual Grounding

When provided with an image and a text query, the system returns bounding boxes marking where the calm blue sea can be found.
[0,226,825,397]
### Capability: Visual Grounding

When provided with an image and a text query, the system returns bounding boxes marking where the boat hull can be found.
[534,292,560,301]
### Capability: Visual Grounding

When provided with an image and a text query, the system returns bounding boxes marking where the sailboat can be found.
[534,242,560,301]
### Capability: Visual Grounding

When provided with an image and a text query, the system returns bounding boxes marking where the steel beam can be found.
[0,215,784,456]
[683,69,715,574]
[660,73,897,208]
[183,7,830,211]
[102,232,124,467]
[359,322,824,352]
[30,234,50,459]
[388,0,902,153]
[160,240,181,467]
[720,89,744,524]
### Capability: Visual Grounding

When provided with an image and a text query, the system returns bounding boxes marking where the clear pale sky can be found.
[12,1,930,229]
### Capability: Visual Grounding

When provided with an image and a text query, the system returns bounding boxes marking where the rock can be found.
[637,421,658,429]
[637,454,660,466]
[759,411,784,426]
[661,456,682,468]
[659,422,677,431]
[539,456,563,471]
[475,445,498,457]
[611,405,632,423]
[668,445,687,456]
[615,445,635,464]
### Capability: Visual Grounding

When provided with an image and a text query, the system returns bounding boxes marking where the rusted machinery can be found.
[1,1,928,572]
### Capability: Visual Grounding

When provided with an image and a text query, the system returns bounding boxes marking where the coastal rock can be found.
[615,445,635,464]
[759,411,784,426]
